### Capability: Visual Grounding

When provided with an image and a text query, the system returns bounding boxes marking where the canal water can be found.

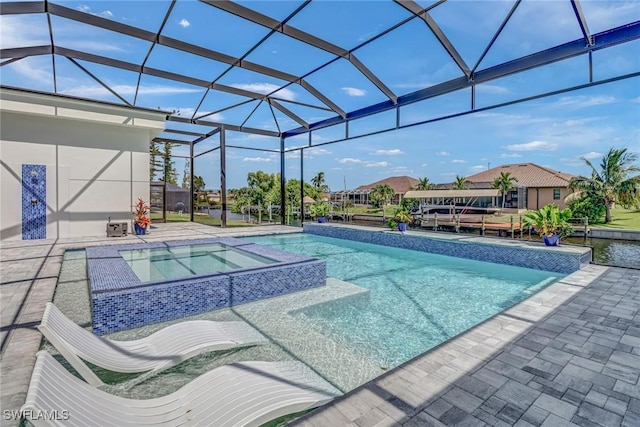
[563,237,640,269]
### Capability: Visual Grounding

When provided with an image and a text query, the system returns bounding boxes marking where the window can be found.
[553,189,561,200]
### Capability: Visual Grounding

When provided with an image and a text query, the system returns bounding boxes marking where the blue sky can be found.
[1,0,639,191]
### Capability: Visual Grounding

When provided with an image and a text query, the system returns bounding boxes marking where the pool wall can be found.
[87,238,326,334]
[303,224,590,274]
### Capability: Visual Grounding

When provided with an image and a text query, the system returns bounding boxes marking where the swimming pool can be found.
[241,233,564,369]
[55,229,570,395]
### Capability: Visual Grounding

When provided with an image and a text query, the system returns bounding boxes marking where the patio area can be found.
[1,223,638,426]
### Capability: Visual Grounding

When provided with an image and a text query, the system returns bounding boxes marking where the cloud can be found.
[0,16,51,49]
[436,151,450,156]
[476,84,508,94]
[580,1,640,34]
[365,161,389,168]
[503,141,558,151]
[338,158,390,167]
[307,147,331,155]
[76,4,113,19]
[631,97,640,103]
[440,172,456,177]
[468,165,487,172]
[371,149,404,156]
[231,83,295,101]
[580,151,602,160]
[6,58,51,84]
[500,153,522,158]
[341,87,366,97]
[420,163,428,167]
[179,18,190,28]
[555,95,616,107]
[562,119,587,127]
[451,159,467,163]
[338,158,362,164]
[66,41,124,52]
[242,157,274,163]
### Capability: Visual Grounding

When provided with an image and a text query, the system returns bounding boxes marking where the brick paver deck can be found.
[1,223,638,427]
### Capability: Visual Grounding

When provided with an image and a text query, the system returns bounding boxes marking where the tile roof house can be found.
[464,163,575,209]
[334,176,419,205]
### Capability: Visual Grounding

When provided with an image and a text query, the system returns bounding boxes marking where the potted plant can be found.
[393,209,413,232]
[133,198,151,235]
[523,204,573,246]
[310,202,330,223]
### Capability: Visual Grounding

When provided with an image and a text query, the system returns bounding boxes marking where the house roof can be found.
[465,163,574,188]
[354,176,419,194]
[405,189,500,199]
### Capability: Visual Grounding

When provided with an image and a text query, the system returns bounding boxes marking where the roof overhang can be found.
[405,189,500,198]
[0,86,167,133]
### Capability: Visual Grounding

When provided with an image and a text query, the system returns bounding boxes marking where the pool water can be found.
[119,243,278,282]
[242,233,564,368]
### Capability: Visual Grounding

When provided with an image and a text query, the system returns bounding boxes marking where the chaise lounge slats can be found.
[22,351,340,426]
[39,303,268,386]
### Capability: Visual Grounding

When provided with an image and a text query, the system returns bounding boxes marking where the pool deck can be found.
[2,223,639,427]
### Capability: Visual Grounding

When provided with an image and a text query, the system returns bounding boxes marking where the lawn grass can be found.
[594,207,640,230]
[151,212,261,227]
[192,213,259,227]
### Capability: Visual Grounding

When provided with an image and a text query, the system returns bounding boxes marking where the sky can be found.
[1,0,639,191]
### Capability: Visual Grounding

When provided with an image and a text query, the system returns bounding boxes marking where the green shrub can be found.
[567,195,605,224]
[310,202,329,218]
[523,204,574,238]
[393,209,412,224]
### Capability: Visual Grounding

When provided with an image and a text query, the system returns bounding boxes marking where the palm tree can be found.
[569,147,640,223]
[415,177,435,190]
[492,172,518,210]
[452,175,468,190]
[369,184,395,219]
[311,172,329,191]
[369,184,395,207]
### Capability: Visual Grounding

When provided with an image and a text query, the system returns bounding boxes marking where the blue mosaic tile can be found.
[92,276,231,334]
[303,224,588,274]
[22,164,46,240]
[228,260,326,305]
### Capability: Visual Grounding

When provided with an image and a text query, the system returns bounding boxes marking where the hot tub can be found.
[86,237,326,334]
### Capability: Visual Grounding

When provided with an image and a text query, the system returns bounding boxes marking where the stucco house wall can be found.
[0,88,165,240]
[527,187,573,210]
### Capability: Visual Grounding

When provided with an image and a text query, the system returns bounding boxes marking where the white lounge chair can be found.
[39,302,268,386]
[22,351,340,426]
